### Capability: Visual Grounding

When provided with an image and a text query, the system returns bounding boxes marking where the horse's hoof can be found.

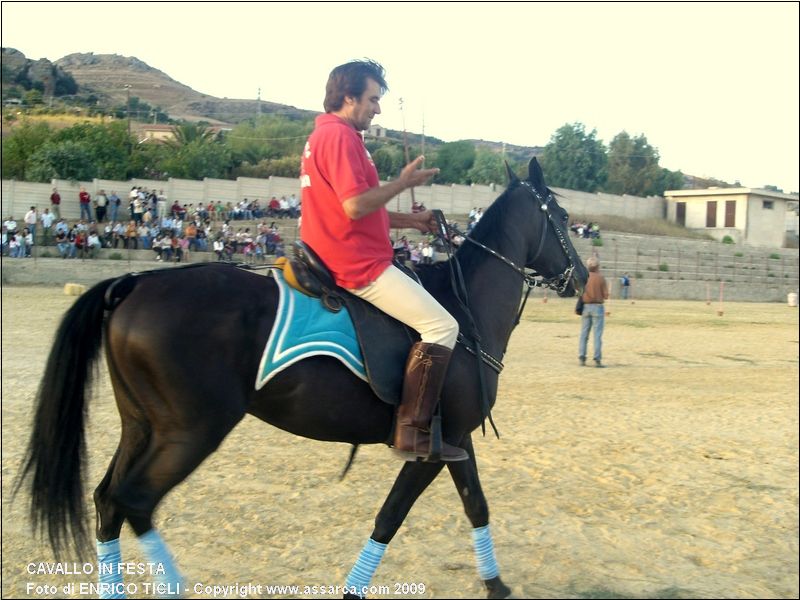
[484,576,513,599]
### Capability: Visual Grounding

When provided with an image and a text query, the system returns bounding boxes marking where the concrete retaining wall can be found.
[2,254,794,302]
[2,177,664,223]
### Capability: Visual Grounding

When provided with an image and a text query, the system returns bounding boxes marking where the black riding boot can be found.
[393,342,468,462]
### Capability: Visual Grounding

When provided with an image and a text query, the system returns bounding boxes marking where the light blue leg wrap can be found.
[96,538,125,599]
[344,538,387,596]
[471,525,499,580]
[137,530,182,597]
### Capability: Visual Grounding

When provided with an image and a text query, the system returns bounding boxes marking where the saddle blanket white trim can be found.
[255,269,367,390]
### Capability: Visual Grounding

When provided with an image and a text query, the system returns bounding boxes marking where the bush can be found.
[659,263,669,272]
[722,235,735,244]
[769,253,781,260]
[39,250,53,258]
[109,252,123,260]
[734,252,744,257]
[591,238,603,247]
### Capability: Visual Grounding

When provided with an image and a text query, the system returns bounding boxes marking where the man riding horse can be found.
[300,59,467,462]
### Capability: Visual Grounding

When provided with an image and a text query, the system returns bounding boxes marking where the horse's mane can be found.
[416,183,521,294]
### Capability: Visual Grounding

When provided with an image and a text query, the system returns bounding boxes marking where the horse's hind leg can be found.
[93,421,150,599]
[447,435,511,600]
[344,461,444,598]
[94,451,127,599]
[111,418,241,595]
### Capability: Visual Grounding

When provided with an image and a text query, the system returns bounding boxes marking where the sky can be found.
[2,1,798,193]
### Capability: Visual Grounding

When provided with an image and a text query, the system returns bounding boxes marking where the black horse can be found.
[18,158,588,599]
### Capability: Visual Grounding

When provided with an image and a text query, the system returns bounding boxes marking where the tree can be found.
[225,115,312,167]
[167,123,217,148]
[539,122,607,192]
[466,149,506,185]
[27,140,96,182]
[23,89,44,106]
[605,132,662,196]
[233,155,302,179]
[129,142,172,180]
[1,121,53,180]
[161,139,231,180]
[652,168,685,195]
[370,144,405,180]
[433,141,476,184]
[52,121,131,180]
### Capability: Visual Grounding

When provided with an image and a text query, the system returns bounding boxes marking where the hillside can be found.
[55,52,206,115]
[1,47,78,97]
[6,48,541,153]
[53,53,317,125]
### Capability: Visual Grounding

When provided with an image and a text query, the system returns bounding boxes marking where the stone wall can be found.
[1,256,793,302]
[2,176,664,222]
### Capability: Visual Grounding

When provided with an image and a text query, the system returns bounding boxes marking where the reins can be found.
[432,210,499,439]
[431,181,578,439]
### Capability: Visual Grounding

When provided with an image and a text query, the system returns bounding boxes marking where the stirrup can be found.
[392,447,468,463]
[391,419,468,462]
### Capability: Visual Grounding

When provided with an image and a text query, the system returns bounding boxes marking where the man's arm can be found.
[341,156,438,221]
[388,210,437,233]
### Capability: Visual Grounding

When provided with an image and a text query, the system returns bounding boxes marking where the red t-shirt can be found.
[300,114,392,289]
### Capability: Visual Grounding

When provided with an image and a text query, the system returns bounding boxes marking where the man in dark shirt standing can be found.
[50,187,61,220]
[79,187,92,221]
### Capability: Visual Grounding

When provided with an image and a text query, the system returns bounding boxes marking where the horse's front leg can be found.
[447,435,512,600]
[344,460,445,599]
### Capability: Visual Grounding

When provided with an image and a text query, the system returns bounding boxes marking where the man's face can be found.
[345,78,382,131]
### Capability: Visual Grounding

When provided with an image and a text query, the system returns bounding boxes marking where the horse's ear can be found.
[505,161,519,184]
[528,157,545,187]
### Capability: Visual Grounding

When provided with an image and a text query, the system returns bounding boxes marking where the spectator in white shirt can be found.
[40,208,55,246]
[24,207,38,244]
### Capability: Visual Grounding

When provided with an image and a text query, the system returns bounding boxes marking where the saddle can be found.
[275,242,417,405]
[276,242,344,312]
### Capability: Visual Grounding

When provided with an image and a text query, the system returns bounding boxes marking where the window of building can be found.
[763,200,774,209]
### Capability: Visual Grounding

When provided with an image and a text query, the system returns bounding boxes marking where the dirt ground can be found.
[2,286,798,599]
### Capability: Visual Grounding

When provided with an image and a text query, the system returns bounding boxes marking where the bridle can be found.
[433,181,579,438]
[451,180,577,296]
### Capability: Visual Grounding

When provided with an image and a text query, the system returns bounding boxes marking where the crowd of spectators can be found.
[2,186,298,262]
[570,221,601,239]
[4,191,481,266]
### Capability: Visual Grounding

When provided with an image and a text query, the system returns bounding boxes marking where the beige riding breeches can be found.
[348,264,459,349]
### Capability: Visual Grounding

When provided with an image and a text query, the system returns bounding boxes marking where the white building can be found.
[664,187,799,248]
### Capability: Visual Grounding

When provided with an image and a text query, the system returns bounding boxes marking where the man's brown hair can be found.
[323,59,388,113]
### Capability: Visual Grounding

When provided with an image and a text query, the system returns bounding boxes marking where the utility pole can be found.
[124,84,132,154]
[421,112,425,161]
[399,97,416,209]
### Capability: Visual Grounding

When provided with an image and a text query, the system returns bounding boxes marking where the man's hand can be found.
[407,209,438,234]
[399,156,439,189]
[343,156,439,221]
[387,209,439,233]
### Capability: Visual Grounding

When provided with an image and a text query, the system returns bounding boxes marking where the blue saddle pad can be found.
[256,269,367,389]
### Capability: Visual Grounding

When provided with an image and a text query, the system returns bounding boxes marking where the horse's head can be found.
[504,157,588,297]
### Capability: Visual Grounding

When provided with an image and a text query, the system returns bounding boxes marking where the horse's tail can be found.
[339,444,360,481]
[14,276,127,558]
